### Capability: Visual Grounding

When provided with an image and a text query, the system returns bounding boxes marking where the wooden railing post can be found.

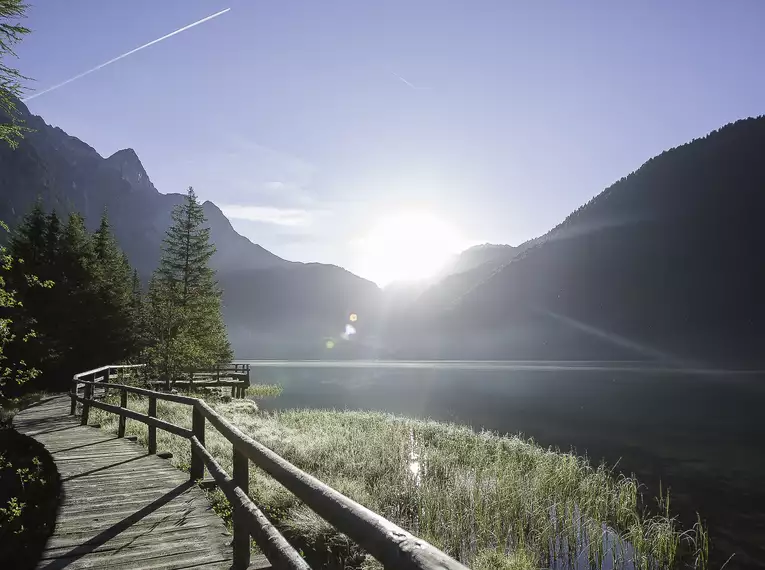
[81,382,92,425]
[190,406,205,480]
[148,396,157,454]
[232,446,250,569]
[69,381,77,415]
[118,388,128,438]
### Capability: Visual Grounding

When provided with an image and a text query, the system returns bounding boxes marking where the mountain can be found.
[0,99,381,357]
[438,243,517,278]
[410,244,519,312]
[4,98,764,366]
[392,117,765,366]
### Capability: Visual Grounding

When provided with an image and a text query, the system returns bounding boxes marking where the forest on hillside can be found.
[1,189,232,399]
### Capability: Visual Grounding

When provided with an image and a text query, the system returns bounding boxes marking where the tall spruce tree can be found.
[92,212,137,363]
[57,212,99,374]
[9,200,46,267]
[145,187,231,384]
[7,207,141,384]
[6,202,54,375]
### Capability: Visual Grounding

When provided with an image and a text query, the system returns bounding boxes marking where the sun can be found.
[356,210,466,286]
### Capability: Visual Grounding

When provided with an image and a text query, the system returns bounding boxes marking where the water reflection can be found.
[408,428,422,485]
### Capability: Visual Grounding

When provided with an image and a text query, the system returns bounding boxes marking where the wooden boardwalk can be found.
[13,395,264,570]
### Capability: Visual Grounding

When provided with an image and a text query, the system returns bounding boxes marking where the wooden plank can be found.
[190,436,309,570]
[13,396,234,570]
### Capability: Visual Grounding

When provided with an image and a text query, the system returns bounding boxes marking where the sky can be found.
[13,0,765,284]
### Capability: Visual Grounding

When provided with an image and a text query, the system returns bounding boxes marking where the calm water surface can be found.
[242,360,765,568]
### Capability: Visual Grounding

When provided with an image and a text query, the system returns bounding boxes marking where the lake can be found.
[243,360,765,569]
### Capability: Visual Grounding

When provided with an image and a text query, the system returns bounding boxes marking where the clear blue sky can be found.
[14,0,765,281]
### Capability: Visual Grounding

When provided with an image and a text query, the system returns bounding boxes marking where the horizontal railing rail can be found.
[70,367,468,570]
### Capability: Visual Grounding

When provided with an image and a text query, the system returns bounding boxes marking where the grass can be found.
[90,390,709,570]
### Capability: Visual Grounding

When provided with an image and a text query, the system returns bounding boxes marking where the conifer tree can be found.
[57,213,99,373]
[92,212,137,363]
[0,0,30,148]
[7,207,141,383]
[145,187,231,384]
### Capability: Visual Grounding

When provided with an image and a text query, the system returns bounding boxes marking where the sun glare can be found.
[356,210,466,286]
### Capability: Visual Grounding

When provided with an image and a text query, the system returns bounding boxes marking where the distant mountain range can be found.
[0,100,382,357]
[387,118,765,366]
[2,100,763,366]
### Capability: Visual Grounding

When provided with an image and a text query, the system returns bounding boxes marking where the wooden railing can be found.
[69,365,469,570]
[147,363,251,398]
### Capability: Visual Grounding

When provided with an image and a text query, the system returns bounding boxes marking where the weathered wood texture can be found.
[61,362,467,570]
[13,396,270,570]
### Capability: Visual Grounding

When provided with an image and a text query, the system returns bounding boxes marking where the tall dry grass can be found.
[91,392,708,570]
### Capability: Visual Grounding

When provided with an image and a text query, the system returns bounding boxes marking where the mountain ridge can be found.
[0,98,382,357]
[4,99,764,365]
[391,116,765,366]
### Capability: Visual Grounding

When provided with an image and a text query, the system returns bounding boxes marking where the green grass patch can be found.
[245,384,282,398]
[90,395,708,570]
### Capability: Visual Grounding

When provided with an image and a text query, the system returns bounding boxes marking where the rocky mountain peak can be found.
[105,148,157,194]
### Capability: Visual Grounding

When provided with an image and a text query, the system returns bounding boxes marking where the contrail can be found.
[389,70,424,90]
[24,8,231,102]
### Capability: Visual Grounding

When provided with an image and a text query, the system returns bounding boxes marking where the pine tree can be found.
[130,269,142,317]
[57,212,99,374]
[7,207,141,385]
[91,211,137,364]
[129,268,145,355]
[43,210,61,269]
[0,0,31,148]
[7,202,53,373]
[10,200,46,269]
[145,187,231,384]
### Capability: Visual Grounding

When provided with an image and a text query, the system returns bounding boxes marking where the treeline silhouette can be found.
[5,204,141,390]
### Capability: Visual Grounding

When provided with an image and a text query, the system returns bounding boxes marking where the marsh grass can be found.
[91,394,708,570]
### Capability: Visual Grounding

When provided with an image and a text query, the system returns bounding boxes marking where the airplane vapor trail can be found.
[389,70,422,90]
[24,8,231,102]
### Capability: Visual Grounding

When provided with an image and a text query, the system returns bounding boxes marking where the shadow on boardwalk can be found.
[13,396,237,570]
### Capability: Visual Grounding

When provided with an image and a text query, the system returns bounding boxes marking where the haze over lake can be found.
[244,360,765,568]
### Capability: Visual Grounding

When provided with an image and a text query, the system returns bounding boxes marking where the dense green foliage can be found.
[0,0,31,399]
[4,204,140,388]
[0,0,29,148]
[91,397,709,570]
[144,187,231,384]
[0,220,42,398]
[3,195,233,392]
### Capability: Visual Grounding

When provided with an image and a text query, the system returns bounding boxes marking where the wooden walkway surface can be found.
[13,395,264,570]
